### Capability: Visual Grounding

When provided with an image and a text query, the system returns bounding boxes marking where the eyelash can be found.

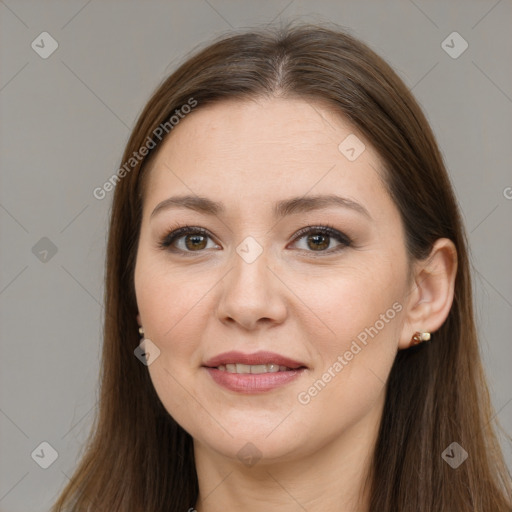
[158,223,352,257]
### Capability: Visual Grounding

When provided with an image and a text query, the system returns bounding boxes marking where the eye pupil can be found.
[308,233,329,251]
[186,234,207,250]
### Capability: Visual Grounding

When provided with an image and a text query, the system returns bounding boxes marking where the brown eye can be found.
[184,233,208,251]
[159,226,219,254]
[291,225,351,255]
[306,233,330,251]
[159,224,351,257]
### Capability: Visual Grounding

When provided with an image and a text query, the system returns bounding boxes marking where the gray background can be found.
[1,1,511,511]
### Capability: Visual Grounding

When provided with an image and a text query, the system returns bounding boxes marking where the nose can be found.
[215,244,288,331]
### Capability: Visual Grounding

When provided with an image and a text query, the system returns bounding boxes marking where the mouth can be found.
[214,363,306,374]
[203,350,308,372]
[202,351,308,392]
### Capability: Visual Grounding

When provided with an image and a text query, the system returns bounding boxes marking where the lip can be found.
[204,367,306,393]
[203,350,307,369]
[202,350,308,394]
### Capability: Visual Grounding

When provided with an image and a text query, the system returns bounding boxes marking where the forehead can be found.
[142,97,395,222]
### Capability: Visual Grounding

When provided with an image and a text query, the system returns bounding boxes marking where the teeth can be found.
[249,364,270,374]
[216,363,293,373]
[236,363,251,374]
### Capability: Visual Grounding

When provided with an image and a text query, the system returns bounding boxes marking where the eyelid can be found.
[288,224,351,257]
[290,223,351,246]
[158,224,219,253]
[158,223,351,255]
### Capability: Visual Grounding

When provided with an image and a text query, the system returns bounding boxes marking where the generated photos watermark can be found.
[297,301,403,405]
[93,97,198,200]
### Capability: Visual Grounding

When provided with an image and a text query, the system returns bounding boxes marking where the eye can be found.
[158,223,351,256]
[158,225,220,254]
[289,224,351,255]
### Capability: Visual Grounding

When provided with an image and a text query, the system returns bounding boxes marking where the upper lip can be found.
[203,350,307,369]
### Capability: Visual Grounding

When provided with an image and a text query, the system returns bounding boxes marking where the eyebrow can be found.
[150,193,371,220]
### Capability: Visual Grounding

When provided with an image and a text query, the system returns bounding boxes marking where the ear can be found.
[137,313,142,326]
[398,238,458,350]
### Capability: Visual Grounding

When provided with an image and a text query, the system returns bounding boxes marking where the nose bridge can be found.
[216,236,287,328]
[229,236,273,300]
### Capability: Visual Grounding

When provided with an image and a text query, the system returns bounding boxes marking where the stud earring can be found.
[139,326,144,338]
[411,331,431,345]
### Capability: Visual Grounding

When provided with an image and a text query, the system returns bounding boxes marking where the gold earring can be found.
[139,326,144,338]
[411,331,431,345]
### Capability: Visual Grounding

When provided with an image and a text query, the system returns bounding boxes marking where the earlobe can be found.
[398,238,458,350]
[137,313,142,326]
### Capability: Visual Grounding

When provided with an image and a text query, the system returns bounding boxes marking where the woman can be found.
[52,22,512,511]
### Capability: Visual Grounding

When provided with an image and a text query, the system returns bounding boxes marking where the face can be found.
[134,97,411,464]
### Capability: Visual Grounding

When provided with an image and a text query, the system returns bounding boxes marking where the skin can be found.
[134,97,457,512]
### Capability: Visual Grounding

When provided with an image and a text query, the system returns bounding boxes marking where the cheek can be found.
[296,262,404,400]
[134,258,214,427]
[292,269,403,435]
[135,252,212,349]
[296,261,403,351]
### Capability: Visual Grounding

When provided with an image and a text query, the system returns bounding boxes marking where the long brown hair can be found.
[52,21,512,511]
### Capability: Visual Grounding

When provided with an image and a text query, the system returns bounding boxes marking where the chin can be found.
[198,429,305,466]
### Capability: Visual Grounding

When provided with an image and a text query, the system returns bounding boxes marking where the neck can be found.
[192,394,383,512]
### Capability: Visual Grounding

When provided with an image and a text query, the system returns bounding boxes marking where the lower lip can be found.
[204,367,306,393]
